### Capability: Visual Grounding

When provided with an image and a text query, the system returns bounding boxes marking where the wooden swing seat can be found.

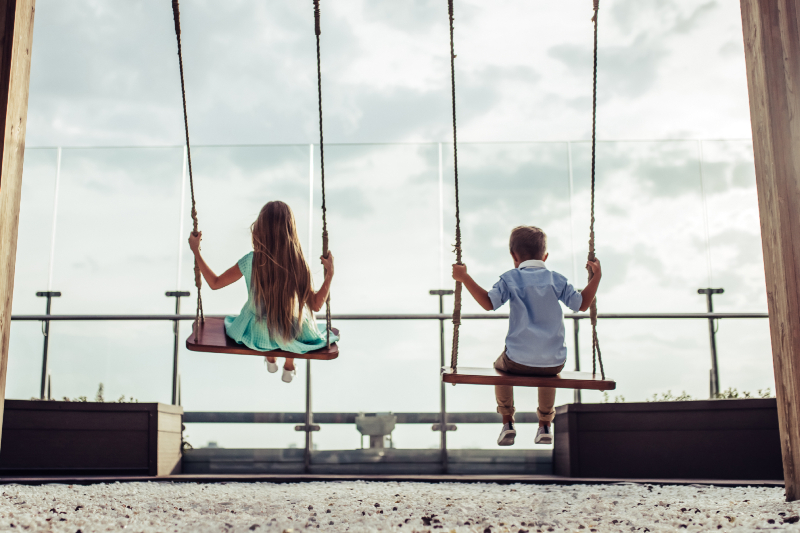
[186,317,339,360]
[442,366,615,391]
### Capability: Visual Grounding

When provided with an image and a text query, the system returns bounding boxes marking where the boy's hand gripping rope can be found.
[447,0,463,372]
[588,0,605,379]
[313,0,332,346]
[171,0,204,328]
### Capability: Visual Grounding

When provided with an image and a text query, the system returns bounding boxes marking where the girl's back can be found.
[188,200,338,357]
[225,249,336,353]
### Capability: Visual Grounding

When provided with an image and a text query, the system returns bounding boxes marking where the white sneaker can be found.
[265,359,279,373]
[497,422,516,446]
[281,367,296,383]
[535,425,553,445]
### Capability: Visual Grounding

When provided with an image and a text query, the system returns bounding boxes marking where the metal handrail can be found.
[184,412,538,424]
[14,308,770,473]
[10,312,769,321]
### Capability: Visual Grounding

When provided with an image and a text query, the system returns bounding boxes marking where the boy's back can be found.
[488,259,582,368]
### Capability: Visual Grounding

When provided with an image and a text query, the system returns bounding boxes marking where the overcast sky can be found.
[7,0,770,450]
[26,0,751,147]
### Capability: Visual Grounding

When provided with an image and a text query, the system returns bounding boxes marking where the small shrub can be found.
[31,383,138,403]
[602,392,628,403]
[647,390,693,402]
[715,387,774,399]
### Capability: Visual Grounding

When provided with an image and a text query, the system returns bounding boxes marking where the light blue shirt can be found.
[487,259,583,367]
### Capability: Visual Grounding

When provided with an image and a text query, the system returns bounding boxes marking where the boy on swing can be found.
[452,226,601,446]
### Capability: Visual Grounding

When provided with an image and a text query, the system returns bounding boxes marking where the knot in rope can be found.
[313,0,321,36]
[171,0,181,37]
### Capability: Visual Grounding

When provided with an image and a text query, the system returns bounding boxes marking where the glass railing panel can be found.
[7,140,773,450]
[11,148,58,314]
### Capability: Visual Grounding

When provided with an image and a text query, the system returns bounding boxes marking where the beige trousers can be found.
[494,350,564,423]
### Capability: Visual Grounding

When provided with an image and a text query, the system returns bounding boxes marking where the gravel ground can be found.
[0,481,797,532]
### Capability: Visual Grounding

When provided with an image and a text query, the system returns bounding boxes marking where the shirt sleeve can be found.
[487,278,510,311]
[558,277,583,312]
[237,252,253,279]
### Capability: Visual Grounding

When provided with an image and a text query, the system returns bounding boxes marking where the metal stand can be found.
[430,289,454,473]
[36,291,61,400]
[166,291,190,405]
[698,288,724,398]
[302,359,318,472]
[573,317,581,404]
[292,360,320,472]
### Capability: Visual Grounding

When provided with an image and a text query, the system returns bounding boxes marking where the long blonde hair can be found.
[250,201,313,342]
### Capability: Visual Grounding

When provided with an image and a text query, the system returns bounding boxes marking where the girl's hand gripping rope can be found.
[321,251,334,279]
[188,231,202,254]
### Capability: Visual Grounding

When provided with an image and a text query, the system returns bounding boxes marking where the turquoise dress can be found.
[224,252,339,354]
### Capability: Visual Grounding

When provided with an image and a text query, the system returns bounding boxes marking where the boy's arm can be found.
[452,264,493,311]
[579,259,602,312]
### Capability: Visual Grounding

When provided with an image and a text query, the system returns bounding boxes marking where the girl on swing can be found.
[188,200,338,383]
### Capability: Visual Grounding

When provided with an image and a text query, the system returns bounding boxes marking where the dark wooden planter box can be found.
[554,399,782,480]
[0,400,183,476]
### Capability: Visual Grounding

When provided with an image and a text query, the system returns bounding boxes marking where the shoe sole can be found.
[534,435,553,445]
[497,431,516,446]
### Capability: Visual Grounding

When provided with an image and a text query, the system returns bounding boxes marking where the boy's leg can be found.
[535,386,557,445]
[494,351,516,446]
[494,352,515,423]
[537,386,557,426]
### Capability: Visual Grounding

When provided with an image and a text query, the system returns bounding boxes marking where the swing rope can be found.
[170,0,332,344]
[588,0,605,379]
[447,0,606,379]
[313,0,332,346]
[171,0,203,327]
[447,0,463,372]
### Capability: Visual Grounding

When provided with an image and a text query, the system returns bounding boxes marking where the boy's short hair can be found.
[509,226,547,261]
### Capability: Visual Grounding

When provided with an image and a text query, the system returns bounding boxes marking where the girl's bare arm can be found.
[188,231,243,290]
[310,252,334,312]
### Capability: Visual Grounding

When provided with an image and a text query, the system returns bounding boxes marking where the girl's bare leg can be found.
[266,356,277,364]
[284,358,295,371]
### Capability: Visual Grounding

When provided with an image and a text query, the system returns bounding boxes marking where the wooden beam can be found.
[741,0,800,501]
[0,0,36,448]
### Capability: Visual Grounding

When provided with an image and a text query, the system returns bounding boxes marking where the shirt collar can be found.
[518,259,547,270]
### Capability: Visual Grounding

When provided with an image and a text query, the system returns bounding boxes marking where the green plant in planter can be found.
[646,390,694,402]
[715,387,773,399]
[601,392,627,403]
[30,383,139,403]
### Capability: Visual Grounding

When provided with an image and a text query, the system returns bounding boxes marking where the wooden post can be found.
[741,0,800,501]
[0,0,36,447]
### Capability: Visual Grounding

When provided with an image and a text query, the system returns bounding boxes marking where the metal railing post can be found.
[698,288,724,398]
[305,359,313,473]
[166,291,190,405]
[573,316,581,404]
[36,291,61,400]
[430,289,454,473]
